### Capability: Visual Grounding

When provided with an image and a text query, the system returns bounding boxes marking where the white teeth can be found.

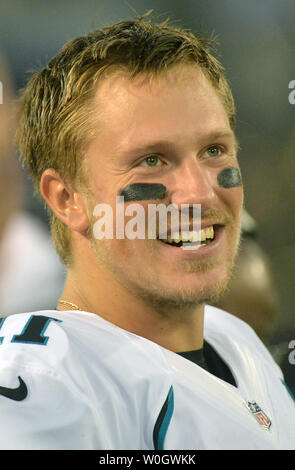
[205,226,214,240]
[181,231,192,242]
[165,226,215,244]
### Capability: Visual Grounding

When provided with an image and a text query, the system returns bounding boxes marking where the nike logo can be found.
[0,376,28,401]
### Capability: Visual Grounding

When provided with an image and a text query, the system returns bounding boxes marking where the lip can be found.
[157,224,225,258]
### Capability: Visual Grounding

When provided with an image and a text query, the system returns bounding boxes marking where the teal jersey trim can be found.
[153,386,174,450]
[0,317,7,345]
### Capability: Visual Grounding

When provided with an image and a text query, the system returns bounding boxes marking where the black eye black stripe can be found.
[217,167,242,188]
[119,183,167,201]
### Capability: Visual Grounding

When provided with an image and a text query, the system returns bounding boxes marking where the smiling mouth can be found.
[158,225,218,248]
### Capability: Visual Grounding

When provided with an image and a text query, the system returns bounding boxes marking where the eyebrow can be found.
[118,129,239,158]
[197,130,239,150]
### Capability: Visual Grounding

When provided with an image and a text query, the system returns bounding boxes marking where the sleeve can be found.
[0,313,111,450]
[0,361,108,450]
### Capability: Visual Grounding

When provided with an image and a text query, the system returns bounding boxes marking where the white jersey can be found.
[0,306,294,450]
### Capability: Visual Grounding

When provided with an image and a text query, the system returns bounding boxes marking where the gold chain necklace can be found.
[57,299,83,311]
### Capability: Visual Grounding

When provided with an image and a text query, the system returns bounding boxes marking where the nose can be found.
[169,158,217,210]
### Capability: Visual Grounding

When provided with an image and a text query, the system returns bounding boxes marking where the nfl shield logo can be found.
[246,401,272,430]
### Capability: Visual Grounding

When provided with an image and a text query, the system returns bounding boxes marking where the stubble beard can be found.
[89,224,242,318]
[137,255,239,316]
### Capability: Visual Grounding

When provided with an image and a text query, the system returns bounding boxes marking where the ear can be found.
[40,169,89,233]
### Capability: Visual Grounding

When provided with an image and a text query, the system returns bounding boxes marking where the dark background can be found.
[0,0,294,345]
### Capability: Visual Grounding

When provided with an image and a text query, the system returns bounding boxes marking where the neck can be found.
[58,266,205,353]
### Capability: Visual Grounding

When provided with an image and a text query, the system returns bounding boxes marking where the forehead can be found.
[90,65,233,157]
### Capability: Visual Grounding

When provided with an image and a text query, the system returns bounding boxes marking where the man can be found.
[0,15,294,450]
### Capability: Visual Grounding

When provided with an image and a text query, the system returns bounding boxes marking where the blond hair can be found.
[16,14,236,265]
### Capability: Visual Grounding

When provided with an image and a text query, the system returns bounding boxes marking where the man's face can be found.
[84,65,243,308]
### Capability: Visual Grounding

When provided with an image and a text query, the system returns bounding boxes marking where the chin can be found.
[133,270,232,313]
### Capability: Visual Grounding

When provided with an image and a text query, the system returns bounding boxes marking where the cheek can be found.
[217,167,243,213]
[222,186,244,219]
